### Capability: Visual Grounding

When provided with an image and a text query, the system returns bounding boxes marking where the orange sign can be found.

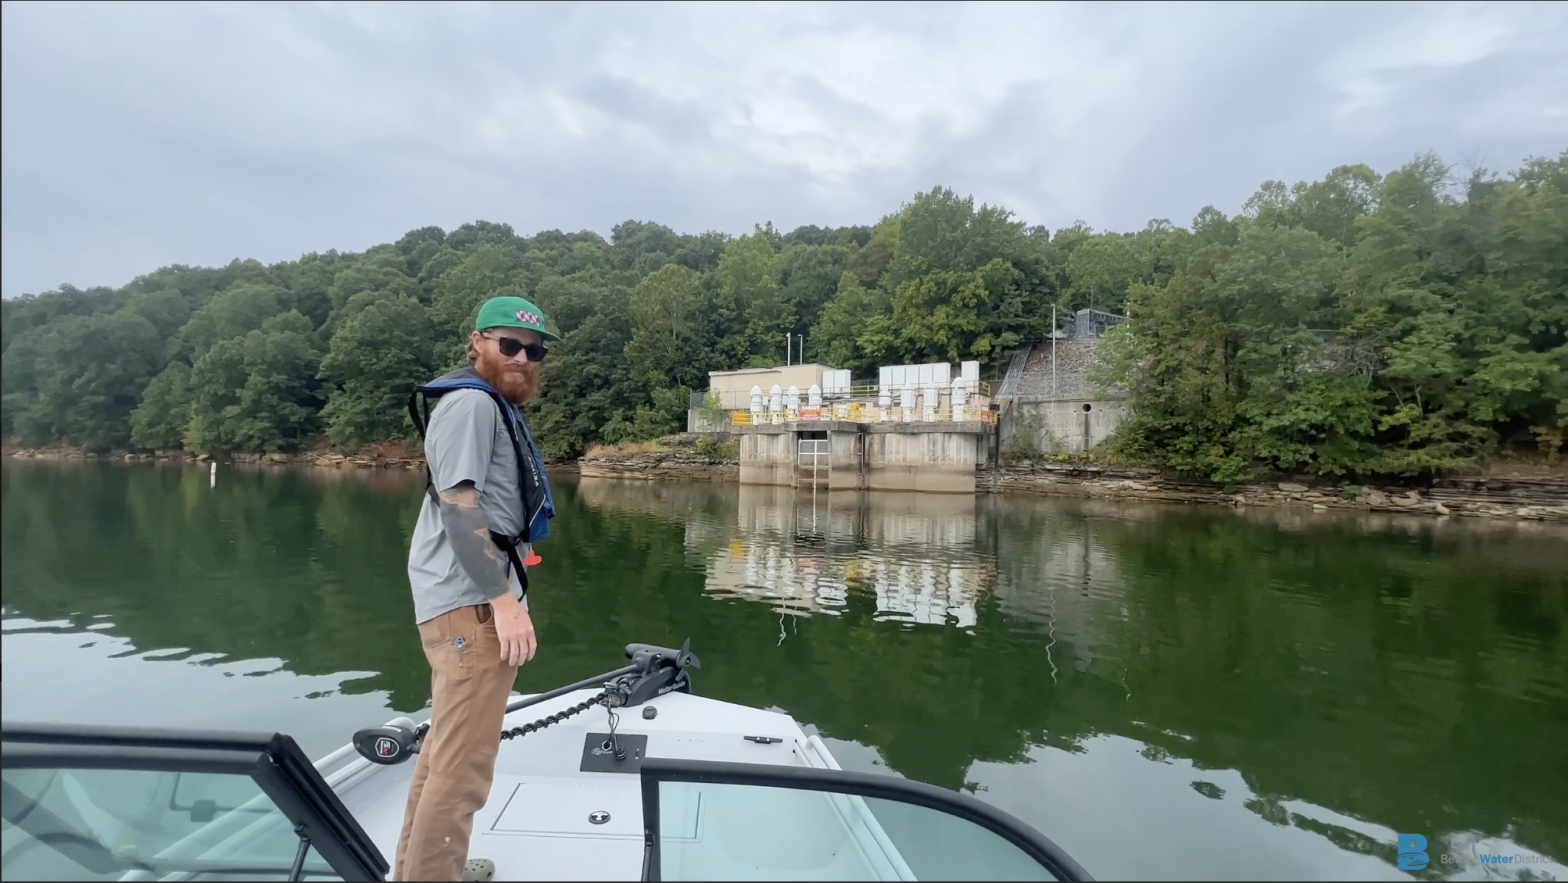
[799,406,822,421]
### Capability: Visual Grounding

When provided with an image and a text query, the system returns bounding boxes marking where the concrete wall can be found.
[864,430,981,494]
[687,409,725,433]
[735,422,987,494]
[827,430,862,490]
[738,430,795,487]
[1000,399,1126,456]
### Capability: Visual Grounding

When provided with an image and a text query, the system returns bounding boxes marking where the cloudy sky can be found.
[2,0,1565,298]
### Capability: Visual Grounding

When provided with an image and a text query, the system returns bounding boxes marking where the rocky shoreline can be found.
[3,445,585,474]
[571,453,1567,522]
[8,445,1564,521]
[982,461,1568,522]
[577,452,739,482]
[6,446,429,470]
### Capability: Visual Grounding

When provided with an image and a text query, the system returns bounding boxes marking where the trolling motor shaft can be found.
[352,639,701,766]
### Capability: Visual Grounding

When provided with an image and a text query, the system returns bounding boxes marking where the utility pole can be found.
[1052,304,1057,398]
[785,333,791,366]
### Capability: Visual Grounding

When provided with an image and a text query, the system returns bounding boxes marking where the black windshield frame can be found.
[637,756,1093,882]
[1,721,388,882]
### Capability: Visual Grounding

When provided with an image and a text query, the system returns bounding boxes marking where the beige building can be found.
[705,364,836,411]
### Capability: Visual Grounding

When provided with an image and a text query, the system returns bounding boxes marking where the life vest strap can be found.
[408,382,531,601]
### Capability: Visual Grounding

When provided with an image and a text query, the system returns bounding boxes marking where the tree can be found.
[624,264,702,391]
[130,363,193,451]
[714,228,785,366]
[187,312,324,453]
[318,296,440,446]
[9,311,163,449]
[4,153,1560,474]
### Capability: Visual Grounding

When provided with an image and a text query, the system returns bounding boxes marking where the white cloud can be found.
[2,0,1564,297]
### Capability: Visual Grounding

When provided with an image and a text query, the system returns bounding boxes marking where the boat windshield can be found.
[640,758,1088,881]
[1,724,387,883]
[2,767,339,881]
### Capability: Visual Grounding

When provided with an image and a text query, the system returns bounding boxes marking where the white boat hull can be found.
[321,688,835,881]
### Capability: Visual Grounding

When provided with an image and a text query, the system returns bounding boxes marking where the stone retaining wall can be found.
[577,453,739,482]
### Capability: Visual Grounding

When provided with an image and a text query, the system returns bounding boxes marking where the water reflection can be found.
[708,487,991,627]
[576,480,1001,626]
[575,476,1568,880]
[6,461,1568,881]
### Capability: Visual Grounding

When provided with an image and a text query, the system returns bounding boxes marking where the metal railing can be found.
[729,398,996,426]
[700,380,999,426]
[702,381,991,409]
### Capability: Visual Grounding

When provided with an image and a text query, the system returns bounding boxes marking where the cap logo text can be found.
[516,310,541,325]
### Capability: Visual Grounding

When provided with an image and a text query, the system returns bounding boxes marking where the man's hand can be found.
[434,481,537,665]
[490,591,536,666]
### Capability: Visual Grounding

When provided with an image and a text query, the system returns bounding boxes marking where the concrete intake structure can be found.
[733,420,990,494]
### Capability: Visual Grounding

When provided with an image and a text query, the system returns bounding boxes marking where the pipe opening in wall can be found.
[1082,403,1092,412]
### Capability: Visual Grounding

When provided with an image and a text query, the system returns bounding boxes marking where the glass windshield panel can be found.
[2,766,340,881]
[656,780,1058,881]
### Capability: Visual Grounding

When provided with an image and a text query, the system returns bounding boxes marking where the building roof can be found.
[709,363,834,377]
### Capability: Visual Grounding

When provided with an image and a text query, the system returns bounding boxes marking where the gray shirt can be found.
[407,388,529,624]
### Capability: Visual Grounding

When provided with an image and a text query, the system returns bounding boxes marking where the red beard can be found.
[476,349,539,404]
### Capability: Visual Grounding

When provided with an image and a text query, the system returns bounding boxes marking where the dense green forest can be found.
[2,149,1563,478]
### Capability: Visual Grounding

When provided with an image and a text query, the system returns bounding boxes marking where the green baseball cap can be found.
[474,295,561,342]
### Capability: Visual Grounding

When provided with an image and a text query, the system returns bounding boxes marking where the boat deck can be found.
[326,689,822,881]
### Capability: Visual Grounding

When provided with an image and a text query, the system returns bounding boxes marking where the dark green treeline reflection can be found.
[2,461,1565,871]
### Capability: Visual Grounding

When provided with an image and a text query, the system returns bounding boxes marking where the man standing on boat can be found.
[395,295,558,882]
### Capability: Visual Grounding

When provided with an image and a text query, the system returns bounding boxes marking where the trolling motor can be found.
[352,639,701,766]
[608,638,701,707]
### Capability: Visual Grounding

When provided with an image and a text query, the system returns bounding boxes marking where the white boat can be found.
[1,640,1092,881]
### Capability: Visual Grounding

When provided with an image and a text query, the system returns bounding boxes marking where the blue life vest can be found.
[407,367,555,588]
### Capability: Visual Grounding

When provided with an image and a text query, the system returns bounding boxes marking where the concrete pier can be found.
[734,420,989,494]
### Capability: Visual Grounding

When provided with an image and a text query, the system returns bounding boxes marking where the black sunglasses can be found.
[482,333,548,363]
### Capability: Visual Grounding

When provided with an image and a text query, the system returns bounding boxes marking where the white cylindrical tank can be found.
[808,384,822,407]
[900,385,915,409]
[769,384,783,412]
[786,385,800,412]
[750,385,764,415]
[951,378,968,419]
[922,384,939,410]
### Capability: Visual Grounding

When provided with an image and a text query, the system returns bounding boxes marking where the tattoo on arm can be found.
[436,482,512,600]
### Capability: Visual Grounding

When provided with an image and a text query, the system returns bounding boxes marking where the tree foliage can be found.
[3,150,1563,476]
[1093,151,1568,480]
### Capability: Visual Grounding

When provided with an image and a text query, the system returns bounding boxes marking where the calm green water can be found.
[3,460,1566,880]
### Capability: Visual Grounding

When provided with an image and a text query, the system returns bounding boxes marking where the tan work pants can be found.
[393,603,519,881]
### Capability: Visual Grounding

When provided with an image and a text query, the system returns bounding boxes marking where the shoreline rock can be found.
[5,446,428,470]
[578,452,739,483]
[977,462,1567,522]
[569,455,1567,522]
[8,444,1563,522]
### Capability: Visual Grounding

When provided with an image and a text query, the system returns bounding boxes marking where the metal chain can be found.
[498,688,612,742]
